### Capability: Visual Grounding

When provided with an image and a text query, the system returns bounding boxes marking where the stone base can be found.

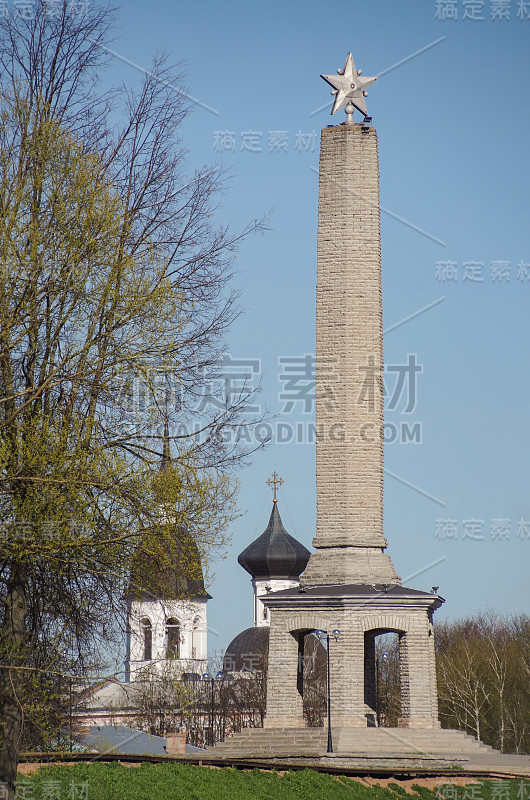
[263,585,442,732]
[264,715,368,729]
[398,717,441,729]
[263,716,305,729]
[302,547,400,586]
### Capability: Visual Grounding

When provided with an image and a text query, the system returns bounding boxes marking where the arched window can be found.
[141,617,152,661]
[165,617,180,659]
[192,616,201,659]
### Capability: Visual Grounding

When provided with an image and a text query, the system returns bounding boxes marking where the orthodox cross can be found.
[266,471,284,503]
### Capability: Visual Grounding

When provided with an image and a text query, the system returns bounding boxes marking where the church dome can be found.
[128,523,211,601]
[237,502,311,580]
[223,626,269,672]
[223,625,326,674]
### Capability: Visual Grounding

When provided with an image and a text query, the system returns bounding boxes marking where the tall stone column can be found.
[303,123,400,587]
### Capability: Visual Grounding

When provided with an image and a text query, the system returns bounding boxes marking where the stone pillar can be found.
[398,616,440,729]
[303,123,399,586]
[330,620,367,727]
[165,732,186,755]
[263,616,304,728]
[427,614,441,725]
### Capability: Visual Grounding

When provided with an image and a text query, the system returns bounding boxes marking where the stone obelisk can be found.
[233,53,445,737]
[303,54,399,586]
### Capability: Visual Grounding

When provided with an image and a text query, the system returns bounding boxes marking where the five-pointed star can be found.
[321,52,378,117]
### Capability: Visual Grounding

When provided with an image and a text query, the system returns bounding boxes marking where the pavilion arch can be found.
[360,615,408,634]
[277,614,335,707]
[284,612,335,635]
[362,617,408,726]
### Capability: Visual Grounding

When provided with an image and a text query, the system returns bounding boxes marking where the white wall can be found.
[127,597,208,680]
[252,578,299,627]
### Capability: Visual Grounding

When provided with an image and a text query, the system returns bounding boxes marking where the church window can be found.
[165,617,180,659]
[192,616,201,659]
[141,617,152,661]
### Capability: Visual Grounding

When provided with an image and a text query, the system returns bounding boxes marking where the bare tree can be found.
[375,633,401,728]
[436,625,490,741]
[435,612,529,753]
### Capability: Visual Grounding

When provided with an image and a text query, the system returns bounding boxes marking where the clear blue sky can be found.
[112,0,529,656]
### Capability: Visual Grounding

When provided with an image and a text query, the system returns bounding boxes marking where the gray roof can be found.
[77,679,158,711]
[128,524,211,602]
[81,725,205,756]
[270,583,442,598]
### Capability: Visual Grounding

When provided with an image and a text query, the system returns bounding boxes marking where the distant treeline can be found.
[377,611,529,754]
[435,612,529,754]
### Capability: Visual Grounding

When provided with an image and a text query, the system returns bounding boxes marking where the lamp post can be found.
[315,629,341,754]
[69,675,73,752]
[375,651,388,727]
[202,671,223,746]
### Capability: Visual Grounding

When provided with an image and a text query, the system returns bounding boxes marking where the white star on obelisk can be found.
[321,52,377,118]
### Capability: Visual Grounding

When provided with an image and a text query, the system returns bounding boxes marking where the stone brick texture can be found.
[263,124,442,740]
[264,594,440,730]
[304,123,399,586]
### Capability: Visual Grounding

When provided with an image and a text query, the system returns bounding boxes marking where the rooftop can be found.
[237,502,311,580]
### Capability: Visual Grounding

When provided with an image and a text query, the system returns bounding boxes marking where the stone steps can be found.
[210,727,499,759]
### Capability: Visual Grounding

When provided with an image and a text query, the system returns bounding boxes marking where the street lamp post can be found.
[69,675,73,752]
[315,629,341,754]
[202,671,223,746]
[375,651,388,727]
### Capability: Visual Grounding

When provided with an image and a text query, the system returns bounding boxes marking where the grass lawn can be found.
[15,762,530,800]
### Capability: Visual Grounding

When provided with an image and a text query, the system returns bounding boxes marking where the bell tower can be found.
[125,421,210,681]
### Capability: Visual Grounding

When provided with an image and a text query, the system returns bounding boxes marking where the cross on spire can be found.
[266,471,284,503]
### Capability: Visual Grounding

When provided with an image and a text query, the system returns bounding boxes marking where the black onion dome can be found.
[223,626,269,672]
[128,524,211,602]
[237,503,311,580]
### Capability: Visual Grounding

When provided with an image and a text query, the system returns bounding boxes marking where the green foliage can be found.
[387,782,409,796]
[14,765,530,800]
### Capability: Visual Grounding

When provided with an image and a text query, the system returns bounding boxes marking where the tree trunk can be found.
[0,564,29,800]
[473,683,481,741]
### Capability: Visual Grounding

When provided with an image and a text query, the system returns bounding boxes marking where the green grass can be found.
[15,763,530,800]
